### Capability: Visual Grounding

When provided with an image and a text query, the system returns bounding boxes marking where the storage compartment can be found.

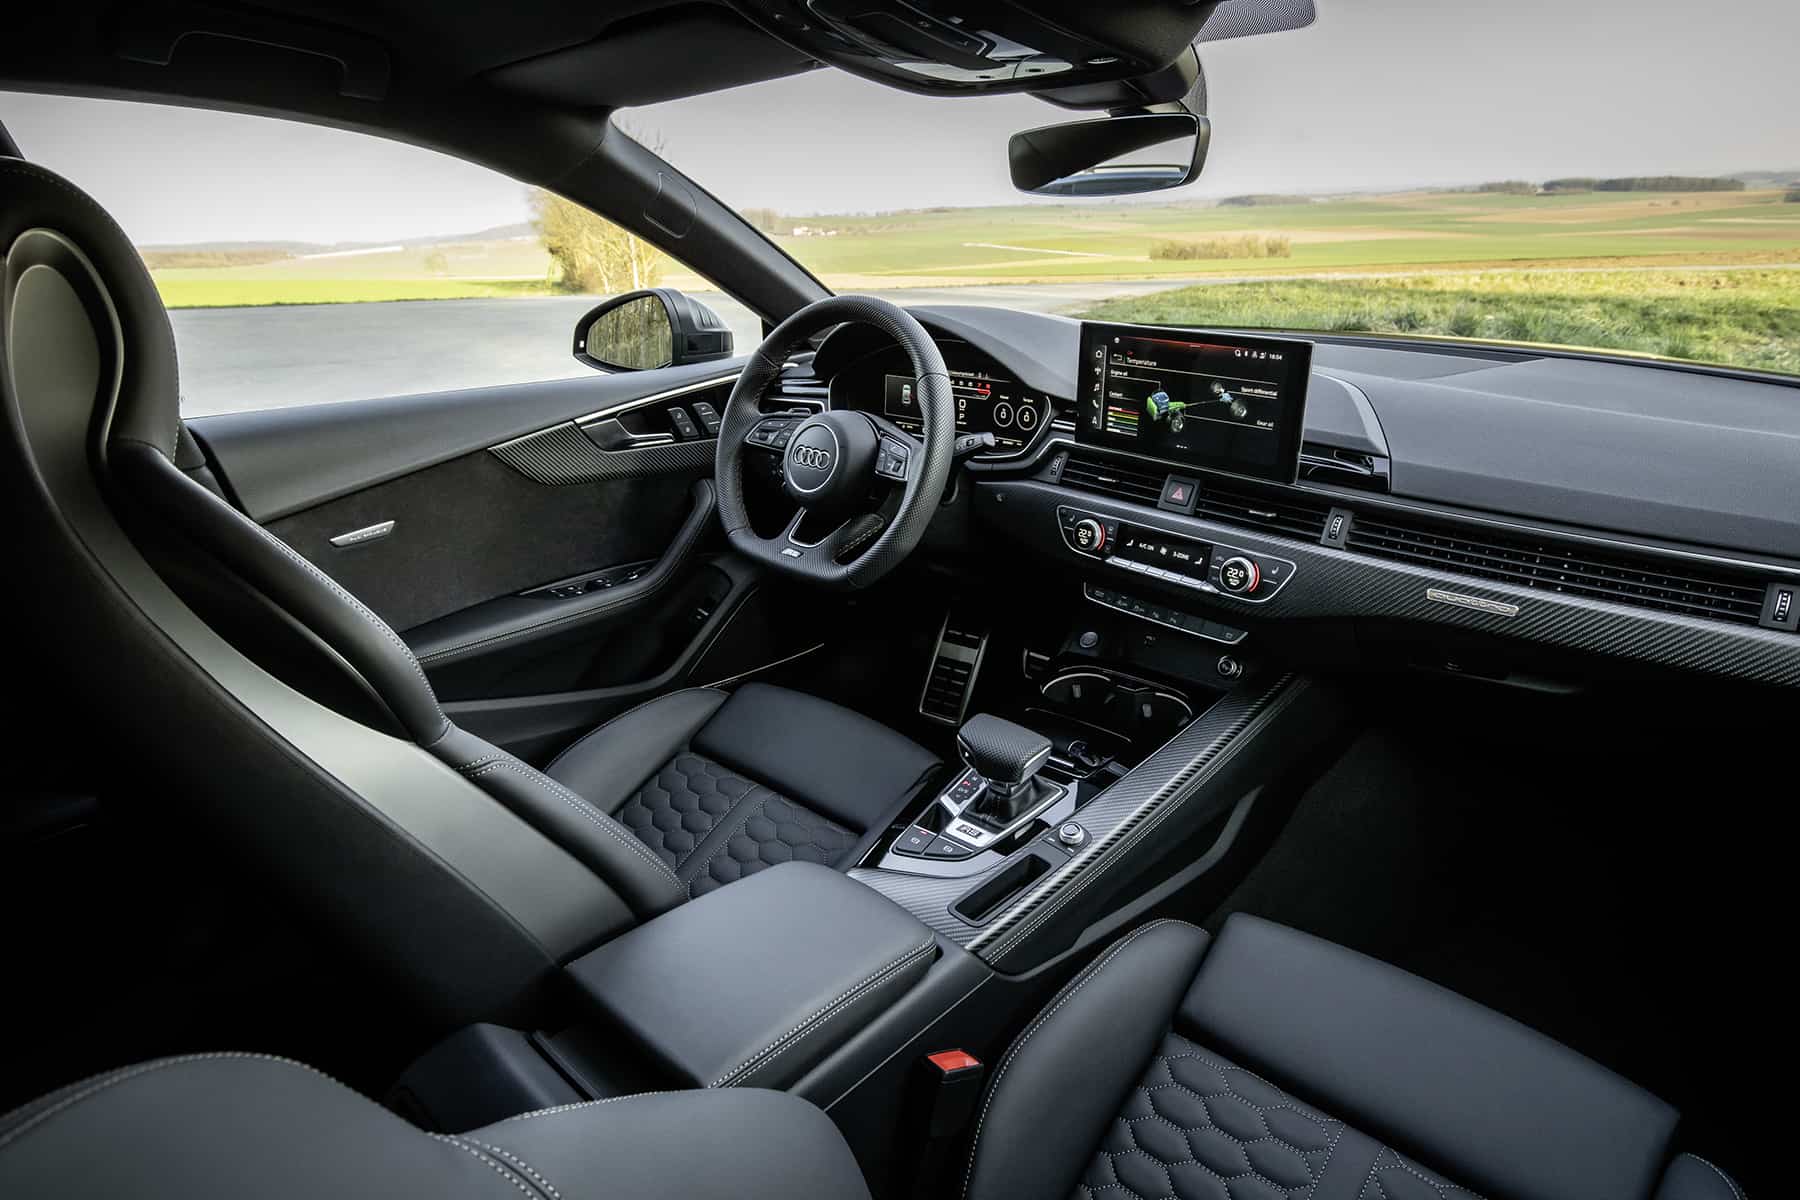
[565,862,938,1092]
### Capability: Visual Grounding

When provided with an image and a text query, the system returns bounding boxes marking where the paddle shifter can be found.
[958,714,1055,828]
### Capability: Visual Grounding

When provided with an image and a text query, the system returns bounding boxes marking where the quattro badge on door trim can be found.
[328,520,396,548]
[1425,587,1520,617]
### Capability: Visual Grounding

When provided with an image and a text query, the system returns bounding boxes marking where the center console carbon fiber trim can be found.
[849,671,1302,957]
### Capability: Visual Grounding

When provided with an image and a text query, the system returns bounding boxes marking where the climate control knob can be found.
[1071,518,1107,554]
[1218,556,1261,594]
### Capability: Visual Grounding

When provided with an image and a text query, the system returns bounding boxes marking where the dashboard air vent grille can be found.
[1347,515,1768,625]
[1195,479,1331,541]
[1058,453,1166,505]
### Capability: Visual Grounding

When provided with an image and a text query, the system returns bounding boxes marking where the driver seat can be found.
[1,163,937,939]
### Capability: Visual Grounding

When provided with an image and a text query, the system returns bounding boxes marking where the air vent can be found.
[1300,443,1390,493]
[1347,514,1768,625]
[1195,478,1331,541]
[1058,452,1166,505]
[765,364,828,414]
[920,618,986,725]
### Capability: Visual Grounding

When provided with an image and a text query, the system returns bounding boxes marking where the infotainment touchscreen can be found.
[1076,322,1311,483]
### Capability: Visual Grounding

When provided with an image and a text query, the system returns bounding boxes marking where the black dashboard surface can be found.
[896,305,1800,563]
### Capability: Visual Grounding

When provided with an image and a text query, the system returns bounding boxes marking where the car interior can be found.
[0,1,1784,1197]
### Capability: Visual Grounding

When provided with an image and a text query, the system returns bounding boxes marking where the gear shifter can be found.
[957,714,1054,828]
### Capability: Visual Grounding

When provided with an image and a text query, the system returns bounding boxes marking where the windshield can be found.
[636,0,1800,378]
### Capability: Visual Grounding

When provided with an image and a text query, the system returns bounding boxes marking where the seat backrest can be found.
[1,159,664,1025]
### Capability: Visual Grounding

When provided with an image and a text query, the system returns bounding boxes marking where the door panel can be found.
[189,360,745,522]
[190,365,828,761]
[263,448,692,632]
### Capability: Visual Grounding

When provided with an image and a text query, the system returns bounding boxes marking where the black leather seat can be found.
[1,158,938,932]
[0,916,1745,1199]
[541,683,938,899]
[963,915,1744,1200]
[0,1054,871,1200]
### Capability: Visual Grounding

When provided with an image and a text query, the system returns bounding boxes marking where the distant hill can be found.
[139,222,537,258]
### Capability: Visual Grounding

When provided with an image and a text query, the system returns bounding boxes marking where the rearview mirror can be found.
[574,288,734,372]
[1009,112,1210,197]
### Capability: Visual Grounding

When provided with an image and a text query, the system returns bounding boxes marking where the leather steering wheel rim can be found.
[715,295,954,590]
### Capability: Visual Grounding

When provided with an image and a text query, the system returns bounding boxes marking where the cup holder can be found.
[1039,669,1194,745]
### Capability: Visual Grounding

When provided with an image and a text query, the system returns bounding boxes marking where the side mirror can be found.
[573,288,734,372]
[1009,112,1210,197]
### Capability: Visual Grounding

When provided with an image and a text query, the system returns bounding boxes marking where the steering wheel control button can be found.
[1071,518,1107,554]
[1218,556,1261,595]
[1056,821,1089,850]
[1158,475,1200,515]
[894,826,934,857]
[876,437,912,481]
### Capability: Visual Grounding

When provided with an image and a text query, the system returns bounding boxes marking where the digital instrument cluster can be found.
[882,369,1048,454]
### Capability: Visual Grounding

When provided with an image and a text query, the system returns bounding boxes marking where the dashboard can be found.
[800,305,1800,691]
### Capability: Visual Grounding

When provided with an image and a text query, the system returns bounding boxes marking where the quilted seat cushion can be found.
[617,752,859,898]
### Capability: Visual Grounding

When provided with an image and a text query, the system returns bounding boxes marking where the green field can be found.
[759,188,1800,286]
[146,187,1800,375]
[1076,268,1800,376]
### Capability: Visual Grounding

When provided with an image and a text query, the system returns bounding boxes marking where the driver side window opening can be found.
[0,92,760,416]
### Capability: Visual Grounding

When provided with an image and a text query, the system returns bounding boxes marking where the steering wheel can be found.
[715,295,955,590]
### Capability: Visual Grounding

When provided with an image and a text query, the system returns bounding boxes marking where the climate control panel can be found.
[1056,505,1297,603]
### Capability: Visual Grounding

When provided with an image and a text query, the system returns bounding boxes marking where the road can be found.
[167,280,1196,417]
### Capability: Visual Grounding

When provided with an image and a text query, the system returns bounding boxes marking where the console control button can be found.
[1056,821,1089,850]
[925,835,975,860]
[690,401,723,436]
[1217,655,1245,680]
[894,826,933,856]
[1218,556,1261,594]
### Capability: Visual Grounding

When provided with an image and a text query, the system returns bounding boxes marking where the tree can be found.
[528,188,666,295]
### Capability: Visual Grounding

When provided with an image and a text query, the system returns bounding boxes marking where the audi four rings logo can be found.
[791,445,833,470]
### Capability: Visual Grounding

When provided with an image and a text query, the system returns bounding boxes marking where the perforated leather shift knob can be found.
[957,714,1053,786]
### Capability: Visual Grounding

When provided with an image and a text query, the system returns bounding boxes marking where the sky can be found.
[4,0,1797,243]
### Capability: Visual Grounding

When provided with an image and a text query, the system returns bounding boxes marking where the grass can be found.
[141,187,1800,376]
[1074,268,1800,376]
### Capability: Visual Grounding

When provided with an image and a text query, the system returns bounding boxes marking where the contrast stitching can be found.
[542,687,723,775]
[240,513,442,708]
[435,1135,543,1200]
[469,758,681,887]
[961,919,1200,1200]
[0,1052,361,1151]
[494,1090,681,1125]
[466,1140,564,1200]
[676,782,784,896]
[712,936,937,1088]
[1688,1156,1746,1200]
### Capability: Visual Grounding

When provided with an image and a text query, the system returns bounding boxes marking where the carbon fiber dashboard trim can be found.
[489,422,715,485]
[983,480,1800,688]
[848,671,1301,951]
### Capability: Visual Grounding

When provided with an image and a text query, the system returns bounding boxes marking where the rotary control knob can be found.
[1218,556,1261,594]
[1071,518,1107,554]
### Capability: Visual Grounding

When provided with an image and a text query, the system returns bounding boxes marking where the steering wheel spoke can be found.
[714,295,954,590]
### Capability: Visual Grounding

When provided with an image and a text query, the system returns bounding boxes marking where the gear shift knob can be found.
[957,714,1052,788]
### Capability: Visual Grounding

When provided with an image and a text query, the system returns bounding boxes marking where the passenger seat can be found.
[0,917,1743,1199]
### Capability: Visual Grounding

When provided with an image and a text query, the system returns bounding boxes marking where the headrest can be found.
[1,158,181,459]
